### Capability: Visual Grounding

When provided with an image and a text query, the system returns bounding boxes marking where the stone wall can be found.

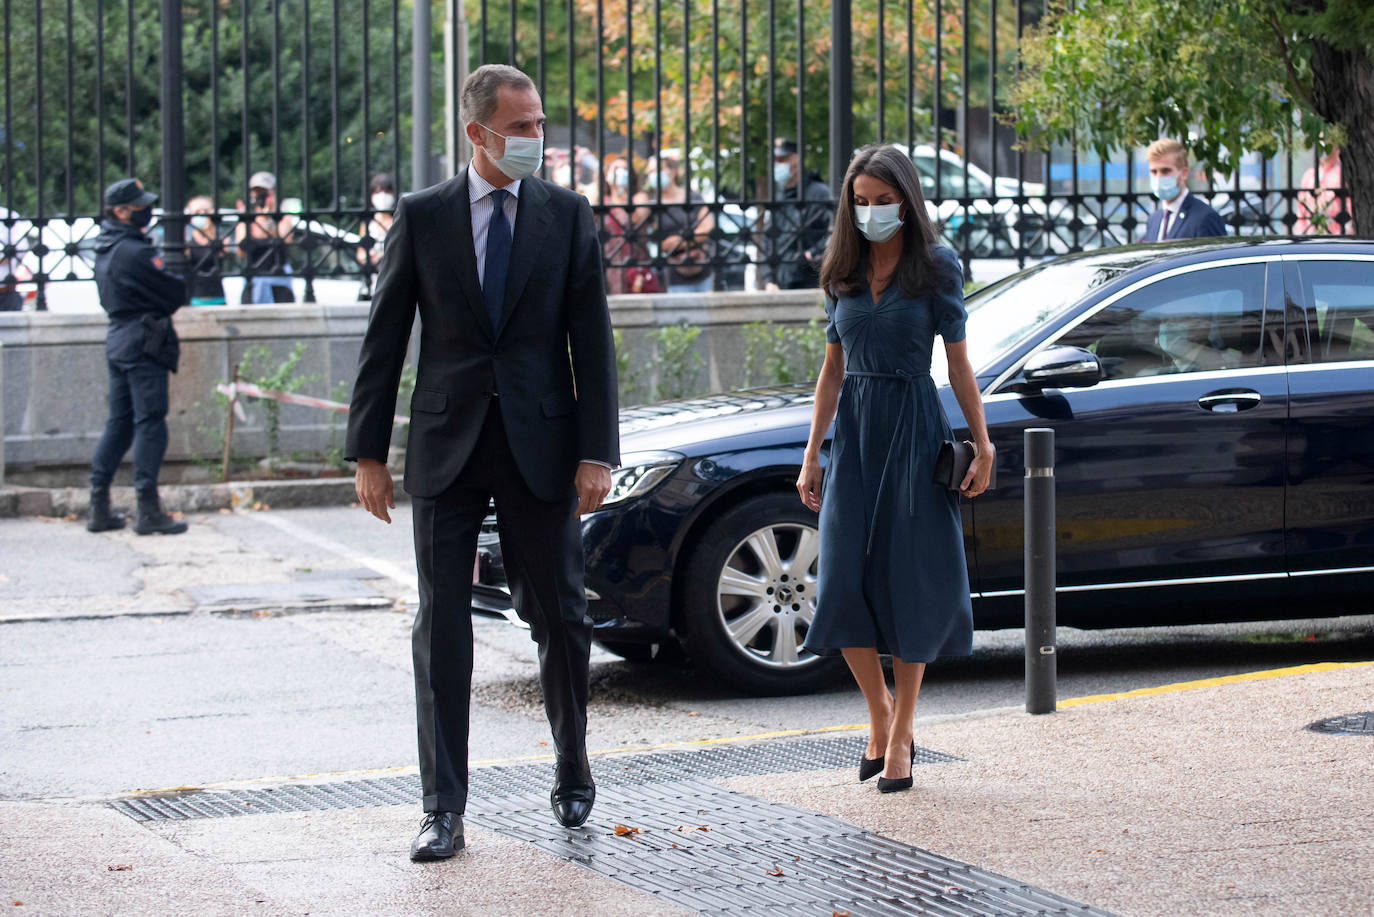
[0,290,825,481]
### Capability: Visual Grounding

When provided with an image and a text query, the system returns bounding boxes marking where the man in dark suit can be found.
[345,64,619,861]
[1143,137,1227,241]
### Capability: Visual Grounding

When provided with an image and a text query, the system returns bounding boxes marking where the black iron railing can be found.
[0,0,1353,310]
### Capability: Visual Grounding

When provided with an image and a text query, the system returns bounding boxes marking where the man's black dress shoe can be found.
[410,811,463,861]
[551,754,596,828]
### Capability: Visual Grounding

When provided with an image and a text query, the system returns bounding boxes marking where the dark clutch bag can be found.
[932,440,996,492]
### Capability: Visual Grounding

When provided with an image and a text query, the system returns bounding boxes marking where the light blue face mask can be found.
[645,169,672,191]
[478,123,544,180]
[1150,174,1181,201]
[773,161,793,185]
[854,203,904,242]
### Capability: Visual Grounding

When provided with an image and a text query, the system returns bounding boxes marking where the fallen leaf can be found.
[107,864,133,871]
[537,741,548,746]
[613,824,640,836]
[833,911,850,917]
[794,855,803,861]
[252,502,263,511]
[674,825,710,832]
[687,711,699,717]
[13,902,23,907]
[671,843,678,849]
[945,885,959,893]
[1094,848,1107,853]
[218,508,232,514]
[766,866,784,877]
[64,514,79,522]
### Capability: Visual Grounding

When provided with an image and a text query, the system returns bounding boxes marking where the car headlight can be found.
[601,451,683,508]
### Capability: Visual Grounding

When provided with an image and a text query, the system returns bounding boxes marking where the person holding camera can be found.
[234,171,297,303]
[87,178,189,536]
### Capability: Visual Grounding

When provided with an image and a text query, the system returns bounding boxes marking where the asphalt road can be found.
[1,505,1371,802]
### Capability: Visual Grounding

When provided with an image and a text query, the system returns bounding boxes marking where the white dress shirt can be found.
[467,162,613,472]
[1157,187,1189,241]
[467,163,522,291]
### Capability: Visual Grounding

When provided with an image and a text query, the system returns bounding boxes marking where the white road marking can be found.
[250,510,420,602]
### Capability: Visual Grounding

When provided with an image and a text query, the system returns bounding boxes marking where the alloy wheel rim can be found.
[714,522,821,671]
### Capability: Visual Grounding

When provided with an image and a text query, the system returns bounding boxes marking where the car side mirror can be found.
[1020,345,1103,391]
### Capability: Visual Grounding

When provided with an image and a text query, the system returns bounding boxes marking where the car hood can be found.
[618,385,820,455]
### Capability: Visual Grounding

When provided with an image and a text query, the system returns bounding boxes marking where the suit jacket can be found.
[345,170,619,502]
[1144,192,1227,241]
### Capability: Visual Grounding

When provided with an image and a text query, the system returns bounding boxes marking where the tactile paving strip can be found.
[112,734,958,822]
[468,780,1112,916]
[111,735,1115,915]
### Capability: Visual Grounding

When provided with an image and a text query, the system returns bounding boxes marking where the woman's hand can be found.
[797,455,824,512]
[959,442,995,498]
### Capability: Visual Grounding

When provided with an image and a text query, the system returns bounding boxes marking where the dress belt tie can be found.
[844,370,930,555]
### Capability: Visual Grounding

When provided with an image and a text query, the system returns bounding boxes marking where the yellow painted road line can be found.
[128,661,1373,796]
[1059,660,1374,709]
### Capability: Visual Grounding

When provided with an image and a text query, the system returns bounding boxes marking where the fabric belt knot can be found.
[483,188,512,332]
[844,369,930,555]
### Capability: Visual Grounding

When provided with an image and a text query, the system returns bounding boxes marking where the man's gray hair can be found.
[461,64,536,126]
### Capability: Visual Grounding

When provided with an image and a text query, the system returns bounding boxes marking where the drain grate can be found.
[467,780,1115,916]
[1307,712,1374,735]
[112,735,961,822]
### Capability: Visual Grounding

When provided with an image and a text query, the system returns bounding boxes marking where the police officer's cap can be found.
[773,138,799,157]
[104,178,158,208]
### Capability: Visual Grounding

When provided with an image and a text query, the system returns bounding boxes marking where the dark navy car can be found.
[475,238,1374,693]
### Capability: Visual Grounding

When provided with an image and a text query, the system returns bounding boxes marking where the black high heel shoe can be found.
[876,742,917,794]
[858,752,884,782]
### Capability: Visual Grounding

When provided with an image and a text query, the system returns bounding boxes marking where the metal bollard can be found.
[1024,427,1056,714]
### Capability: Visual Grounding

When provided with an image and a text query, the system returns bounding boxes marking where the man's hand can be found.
[355,458,395,523]
[575,461,613,516]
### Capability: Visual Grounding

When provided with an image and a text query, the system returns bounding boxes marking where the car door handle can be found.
[1198,389,1262,412]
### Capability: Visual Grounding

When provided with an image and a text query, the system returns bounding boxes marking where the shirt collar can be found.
[468,162,521,204]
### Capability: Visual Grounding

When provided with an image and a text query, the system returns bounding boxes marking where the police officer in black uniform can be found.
[87,178,189,535]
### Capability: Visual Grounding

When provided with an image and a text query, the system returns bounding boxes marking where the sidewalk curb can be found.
[0,475,406,518]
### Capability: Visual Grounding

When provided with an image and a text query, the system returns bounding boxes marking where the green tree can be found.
[1006,0,1374,232]
[5,0,439,217]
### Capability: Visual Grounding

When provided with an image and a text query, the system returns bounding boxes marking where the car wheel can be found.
[680,493,843,695]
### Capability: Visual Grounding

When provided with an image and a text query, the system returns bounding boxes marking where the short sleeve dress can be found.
[802,244,974,662]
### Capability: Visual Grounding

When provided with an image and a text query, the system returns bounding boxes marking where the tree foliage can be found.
[4,0,436,217]
[1007,0,1374,227]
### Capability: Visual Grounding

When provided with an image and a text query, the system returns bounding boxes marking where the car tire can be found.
[679,492,843,695]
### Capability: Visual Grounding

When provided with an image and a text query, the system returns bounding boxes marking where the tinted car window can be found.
[1299,260,1374,363]
[1054,264,1267,380]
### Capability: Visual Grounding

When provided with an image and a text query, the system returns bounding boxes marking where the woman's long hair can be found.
[818,144,945,300]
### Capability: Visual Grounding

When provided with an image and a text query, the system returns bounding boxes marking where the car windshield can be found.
[927,254,1147,382]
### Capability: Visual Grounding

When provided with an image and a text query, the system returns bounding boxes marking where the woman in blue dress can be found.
[796,145,994,793]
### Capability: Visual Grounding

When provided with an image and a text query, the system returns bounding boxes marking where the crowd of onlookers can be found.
[0,141,1354,312]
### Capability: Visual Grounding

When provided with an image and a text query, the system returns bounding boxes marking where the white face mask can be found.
[854,202,904,242]
[477,123,544,180]
[610,168,629,190]
[370,192,396,211]
[189,214,211,231]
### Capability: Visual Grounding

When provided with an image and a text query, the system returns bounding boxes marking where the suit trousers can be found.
[410,401,592,814]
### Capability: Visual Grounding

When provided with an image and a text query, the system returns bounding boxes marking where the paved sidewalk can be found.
[2,660,1369,916]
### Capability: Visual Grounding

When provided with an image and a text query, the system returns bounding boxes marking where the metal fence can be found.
[0,0,1354,310]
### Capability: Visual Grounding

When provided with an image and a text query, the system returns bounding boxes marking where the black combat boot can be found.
[133,488,188,535]
[86,486,127,533]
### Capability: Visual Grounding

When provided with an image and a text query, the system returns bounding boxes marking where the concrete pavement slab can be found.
[723,661,1374,917]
